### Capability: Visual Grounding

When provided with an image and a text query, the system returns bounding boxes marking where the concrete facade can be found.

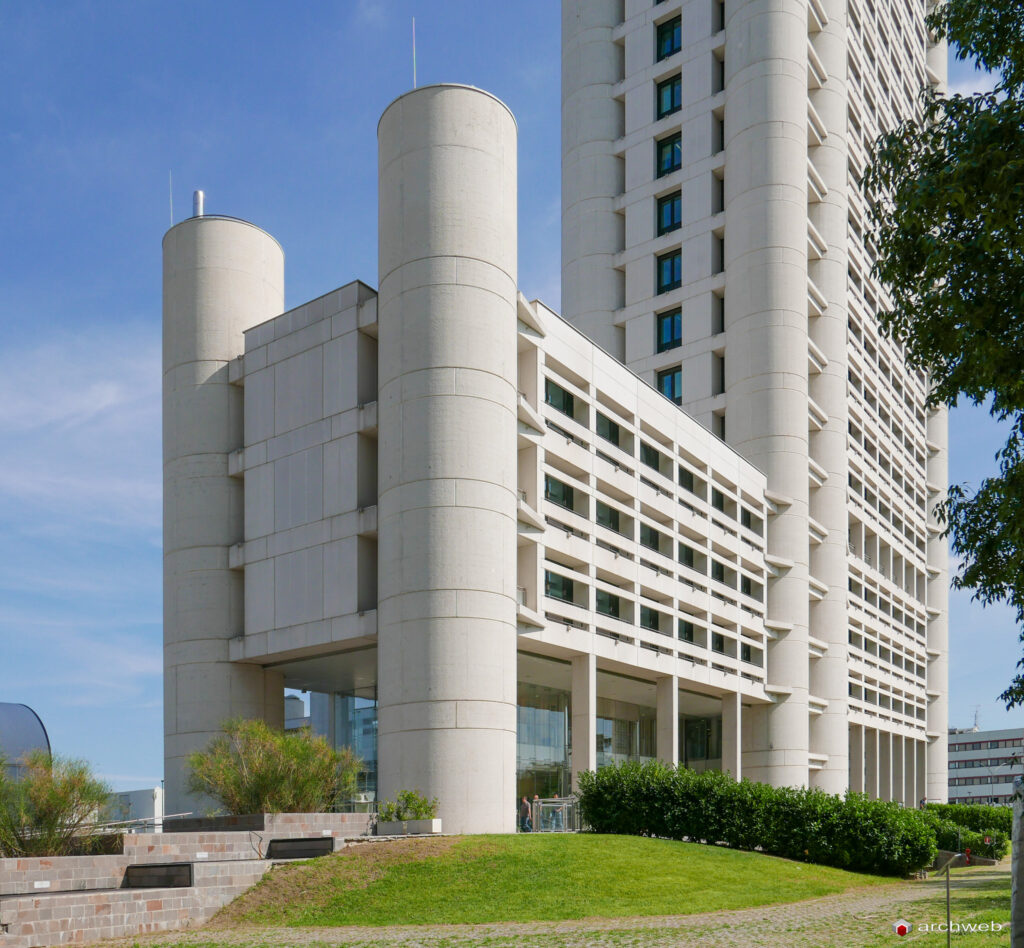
[560,0,948,800]
[948,728,1024,806]
[162,0,952,827]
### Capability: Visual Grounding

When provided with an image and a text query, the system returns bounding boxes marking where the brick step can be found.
[125,824,369,863]
[0,861,272,948]
[0,856,128,897]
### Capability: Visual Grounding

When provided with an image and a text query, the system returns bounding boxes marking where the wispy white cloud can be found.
[0,325,161,532]
[947,74,999,97]
[354,0,388,28]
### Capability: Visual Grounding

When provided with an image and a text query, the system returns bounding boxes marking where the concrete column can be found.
[865,727,879,799]
[561,0,626,358]
[906,738,918,806]
[879,731,892,801]
[849,724,865,794]
[376,85,519,834]
[926,405,950,802]
[892,735,905,806]
[721,692,742,780]
[807,0,851,796]
[656,676,679,766]
[572,653,597,788]
[916,739,927,805]
[724,0,810,788]
[162,213,285,813]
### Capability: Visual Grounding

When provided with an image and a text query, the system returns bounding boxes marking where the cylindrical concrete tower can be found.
[561,0,625,359]
[926,403,950,802]
[924,25,949,807]
[723,0,811,786]
[807,0,851,795]
[376,85,519,834]
[162,214,285,812]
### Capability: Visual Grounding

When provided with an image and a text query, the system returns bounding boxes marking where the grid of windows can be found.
[657,250,681,293]
[533,364,768,681]
[657,191,682,235]
[640,605,661,631]
[544,378,574,417]
[656,133,682,177]
[544,570,574,603]
[656,17,681,61]
[657,367,682,405]
[657,308,681,352]
[656,76,681,119]
[596,500,620,533]
[596,412,620,446]
[544,475,574,511]
[596,589,621,618]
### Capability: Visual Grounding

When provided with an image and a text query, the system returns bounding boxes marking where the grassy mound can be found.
[213,834,893,928]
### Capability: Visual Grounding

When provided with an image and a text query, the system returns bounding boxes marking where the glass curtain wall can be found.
[309,690,378,801]
[679,714,722,772]
[517,679,571,799]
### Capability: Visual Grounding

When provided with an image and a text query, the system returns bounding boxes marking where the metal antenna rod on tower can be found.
[412,17,417,88]
[169,171,174,226]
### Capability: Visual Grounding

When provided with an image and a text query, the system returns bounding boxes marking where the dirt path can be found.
[106,863,1009,948]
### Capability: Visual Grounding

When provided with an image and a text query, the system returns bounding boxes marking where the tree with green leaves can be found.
[863,0,1024,708]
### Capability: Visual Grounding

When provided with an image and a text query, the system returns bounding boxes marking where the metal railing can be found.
[519,796,581,833]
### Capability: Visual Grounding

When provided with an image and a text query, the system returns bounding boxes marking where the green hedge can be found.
[926,802,1012,837]
[577,762,937,876]
[920,809,1010,860]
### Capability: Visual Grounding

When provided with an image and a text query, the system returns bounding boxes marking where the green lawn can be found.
[213,834,892,928]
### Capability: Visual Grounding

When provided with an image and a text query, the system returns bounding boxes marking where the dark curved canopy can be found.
[0,703,50,773]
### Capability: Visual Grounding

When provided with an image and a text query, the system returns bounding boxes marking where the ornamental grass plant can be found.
[186,718,361,815]
[0,750,114,857]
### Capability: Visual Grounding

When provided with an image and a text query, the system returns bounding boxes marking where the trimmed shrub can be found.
[377,789,439,822]
[926,802,1012,837]
[920,809,1010,860]
[0,750,115,857]
[577,761,937,876]
[187,718,361,815]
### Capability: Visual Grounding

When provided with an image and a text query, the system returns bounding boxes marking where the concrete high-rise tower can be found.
[562,0,948,800]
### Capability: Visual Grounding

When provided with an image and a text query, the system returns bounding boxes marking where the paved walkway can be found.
[105,864,1009,948]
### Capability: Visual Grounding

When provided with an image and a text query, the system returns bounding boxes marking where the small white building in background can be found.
[947,727,1024,805]
[111,787,164,831]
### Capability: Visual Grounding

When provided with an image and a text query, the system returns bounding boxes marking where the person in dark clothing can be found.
[519,795,532,832]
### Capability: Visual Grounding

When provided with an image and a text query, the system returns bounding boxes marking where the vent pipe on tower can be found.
[192,190,205,218]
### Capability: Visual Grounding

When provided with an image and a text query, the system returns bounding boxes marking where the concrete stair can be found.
[0,813,373,947]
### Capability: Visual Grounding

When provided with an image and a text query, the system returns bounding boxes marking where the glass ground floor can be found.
[277,648,731,804]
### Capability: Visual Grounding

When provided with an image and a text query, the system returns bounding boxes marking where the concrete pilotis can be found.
[865,727,879,799]
[571,653,597,788]
[722,692,742,780]
[849,725,865,794]
[656,676,679,766]
[879,731,893,801]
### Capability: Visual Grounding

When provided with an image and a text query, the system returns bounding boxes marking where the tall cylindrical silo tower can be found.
[376,84,519,834]
[162,212,285,813]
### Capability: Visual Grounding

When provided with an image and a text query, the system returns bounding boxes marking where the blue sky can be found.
[0,1,1014,789]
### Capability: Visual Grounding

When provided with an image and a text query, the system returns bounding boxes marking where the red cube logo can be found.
[892,919,912,936]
